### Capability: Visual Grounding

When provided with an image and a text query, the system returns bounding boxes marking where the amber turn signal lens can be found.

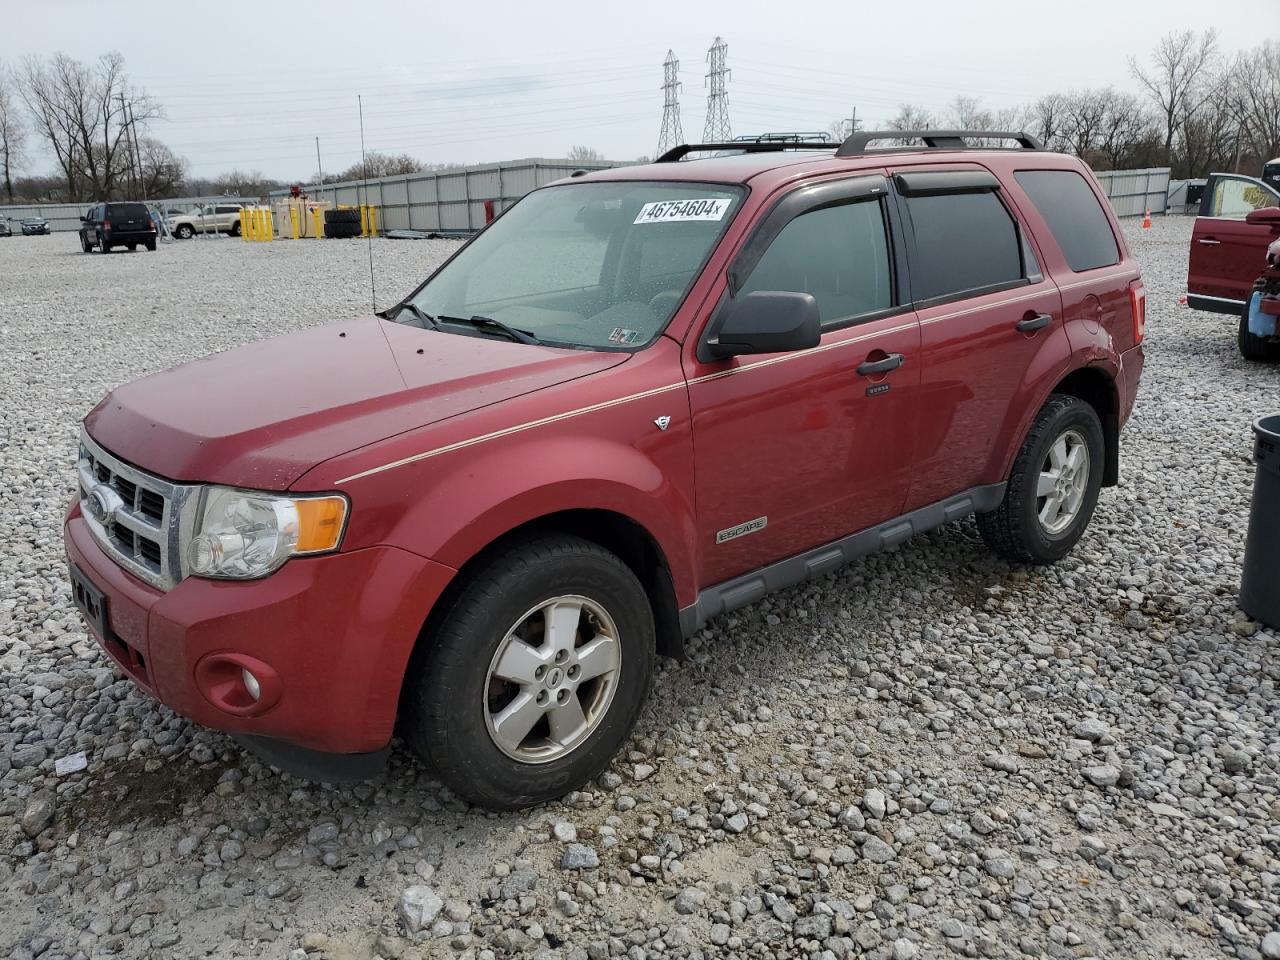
[293,496,348,553]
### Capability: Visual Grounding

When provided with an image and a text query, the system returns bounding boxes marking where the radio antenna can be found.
[358,94,377,312]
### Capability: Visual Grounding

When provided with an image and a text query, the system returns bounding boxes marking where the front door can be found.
[685,176,923,587]
[1189,175,1280,307]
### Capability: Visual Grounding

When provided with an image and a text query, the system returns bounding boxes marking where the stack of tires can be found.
[324,208,361,239]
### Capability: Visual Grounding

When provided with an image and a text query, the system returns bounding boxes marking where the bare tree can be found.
[885,104,939,143]
[948,96,994,131]
[0,63,25,201]
[338,150,422,181]
[567,145,604,164]
[1223,40,1280,170]
[137,137,186,197]
[1130,29,1219,164]
[18,51,159,201]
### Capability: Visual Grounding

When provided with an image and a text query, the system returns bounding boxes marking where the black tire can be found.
[175,224,194,240]
[324,207,361,224]
[81,233,93,253]
[401,535,655,810]
[230,220,241,237]
[1239,302,1280,363]
[977,394,1106,565]
[145,239,157,252]
[324,221,361,239]
[127,243,137,252]
[99,238,111,254]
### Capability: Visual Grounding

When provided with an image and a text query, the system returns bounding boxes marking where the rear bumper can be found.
[1186,293,1245,315]
[64,503,456,757]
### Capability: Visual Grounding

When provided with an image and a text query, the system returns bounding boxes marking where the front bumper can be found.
[64,502,456,759]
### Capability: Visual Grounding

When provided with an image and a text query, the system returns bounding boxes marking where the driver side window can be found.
[1210,177,1279,219]
[739,199,892,326]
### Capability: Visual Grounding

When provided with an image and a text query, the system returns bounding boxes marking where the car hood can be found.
[84,315,627,489]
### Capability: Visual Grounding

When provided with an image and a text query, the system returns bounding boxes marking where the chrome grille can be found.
[77,430,197,591]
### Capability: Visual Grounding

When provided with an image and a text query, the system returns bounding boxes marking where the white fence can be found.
[1093,167,1171,217]
[268,158,619,234]
[0,195,258,233]
[2,162,1173,234]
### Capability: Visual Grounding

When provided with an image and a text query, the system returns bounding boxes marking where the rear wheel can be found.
[978,395,1105,565]
[230,220,241,237]
[81,233,93,253]
[145,239,157,252]
[175,224,194,240]
[1239,300,1280,363]
[99,237,111,254]
[401,535,654,809]
[127,243,137,252]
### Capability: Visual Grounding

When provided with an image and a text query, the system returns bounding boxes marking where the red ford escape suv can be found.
[65,130,1145,809]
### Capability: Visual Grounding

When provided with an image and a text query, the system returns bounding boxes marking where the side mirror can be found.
[702,291,821,361]
[1245,207,1280,228]
[79,215,88,222]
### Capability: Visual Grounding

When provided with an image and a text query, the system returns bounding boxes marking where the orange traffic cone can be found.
[1142,209,1152,229]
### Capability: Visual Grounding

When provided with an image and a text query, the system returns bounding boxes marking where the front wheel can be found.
[175,224,194,239]
[401,535,654,809]
[977,395,1105,565]
[1239,299,1280,363]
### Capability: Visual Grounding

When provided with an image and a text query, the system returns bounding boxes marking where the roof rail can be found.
[835,130,1043,156]
[656,140,838,162]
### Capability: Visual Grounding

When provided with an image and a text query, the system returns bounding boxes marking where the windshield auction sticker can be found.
[634,198,731,225]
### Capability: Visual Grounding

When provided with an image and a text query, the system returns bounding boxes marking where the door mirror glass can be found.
[1245,206,1280,228]
[704,291,821,360]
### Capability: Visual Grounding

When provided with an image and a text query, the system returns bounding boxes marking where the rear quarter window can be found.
[1014,170,1120,272]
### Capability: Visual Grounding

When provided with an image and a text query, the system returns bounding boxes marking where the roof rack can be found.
[655,129,1042,163]
[656,139,838,162]
[835,130,1043,156]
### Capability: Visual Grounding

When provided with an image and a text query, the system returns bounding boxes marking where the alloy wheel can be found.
[1036,428,1090,535]
[483,595,621,764]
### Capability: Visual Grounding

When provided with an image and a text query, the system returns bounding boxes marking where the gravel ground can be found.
[0,219,1277,960]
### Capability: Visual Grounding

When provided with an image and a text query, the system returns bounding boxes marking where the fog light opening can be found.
[241,668,261,702]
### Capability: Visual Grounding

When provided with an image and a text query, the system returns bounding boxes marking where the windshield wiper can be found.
[438,314,541,345]
[384,301,439,330]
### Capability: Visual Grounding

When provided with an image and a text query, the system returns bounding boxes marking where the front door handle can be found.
[857,353,905,376]
[1016,312,1053,332]
[1197,238,1222,245]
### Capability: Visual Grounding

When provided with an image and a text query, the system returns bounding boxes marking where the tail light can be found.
[1129,280,1146,345]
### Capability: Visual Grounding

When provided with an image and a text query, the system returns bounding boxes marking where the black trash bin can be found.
[1241,415,1280,628]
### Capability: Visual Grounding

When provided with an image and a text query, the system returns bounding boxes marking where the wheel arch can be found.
[1049,365,1120,487]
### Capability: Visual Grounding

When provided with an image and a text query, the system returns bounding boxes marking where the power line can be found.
[702,37,732,142]
[656,50,683,156]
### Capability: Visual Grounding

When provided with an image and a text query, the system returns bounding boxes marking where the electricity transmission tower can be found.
[656,50,684,156]
[702,36,732,142]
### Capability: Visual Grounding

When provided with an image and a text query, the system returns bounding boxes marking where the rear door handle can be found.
[1016,312,1053,332]
[1197,238,1221,245]
[856,353,905,376]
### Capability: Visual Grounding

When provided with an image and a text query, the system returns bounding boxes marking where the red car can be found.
[66,130,1145,808]
[1186,172,1280,359]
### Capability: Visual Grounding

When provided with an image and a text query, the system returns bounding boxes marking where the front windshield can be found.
[406,181,743,349]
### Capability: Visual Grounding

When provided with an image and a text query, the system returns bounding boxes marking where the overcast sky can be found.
[7,0,1277,180]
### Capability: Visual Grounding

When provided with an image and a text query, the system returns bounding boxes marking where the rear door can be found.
[892,166,1069,513]
[1189,174,1280,309]
[685,174,923,586]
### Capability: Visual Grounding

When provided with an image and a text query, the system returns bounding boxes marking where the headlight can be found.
[187,487,348,580]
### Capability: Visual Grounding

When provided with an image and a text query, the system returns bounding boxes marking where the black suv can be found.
[80,202,157,253]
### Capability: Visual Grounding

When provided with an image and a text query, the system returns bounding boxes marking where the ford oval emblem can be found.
[86,484,124,527]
